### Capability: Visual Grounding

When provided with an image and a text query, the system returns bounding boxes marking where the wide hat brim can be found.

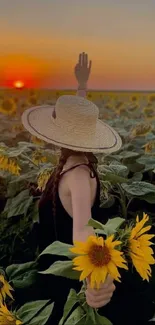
[21,104,122,154]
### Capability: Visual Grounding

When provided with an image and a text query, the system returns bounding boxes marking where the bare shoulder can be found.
[67,164,91,182]
[64,165,91,198]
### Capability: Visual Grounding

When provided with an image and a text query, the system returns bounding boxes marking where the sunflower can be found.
[31,150,47,166]
[130,95,138,102]
[70,235,128,289]
[0,303,22,325]
[128,213,155,281]
[37,168,53,191]
[12,124,24,133]
[143,140,155,154]
[127,103,139,111]
[143,106,155,120]
[0,156,21,176]
[148,94,155,103]
[116,106,127,115]
[130,122,152,138]
[0,275,14,303]
[0,98,16,116]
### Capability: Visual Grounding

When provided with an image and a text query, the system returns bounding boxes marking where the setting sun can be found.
[13,80,25,89]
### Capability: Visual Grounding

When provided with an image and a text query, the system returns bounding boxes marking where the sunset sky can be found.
[0,0,155,90]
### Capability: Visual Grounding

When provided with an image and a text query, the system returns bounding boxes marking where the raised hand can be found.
[74,52,92,89]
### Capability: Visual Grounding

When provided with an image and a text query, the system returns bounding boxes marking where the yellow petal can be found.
[131,213,149,239]
[90,266,107,289]
[3,284,14,300]
[72,255,93,270]
[16,320,22,325]
[107,261,121,281]
[79,267,93,281]
[136,225,151,238]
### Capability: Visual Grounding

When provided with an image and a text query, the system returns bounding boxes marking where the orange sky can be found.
[1,0,155,90]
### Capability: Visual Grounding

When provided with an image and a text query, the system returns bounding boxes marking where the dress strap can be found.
[60,163,96,178]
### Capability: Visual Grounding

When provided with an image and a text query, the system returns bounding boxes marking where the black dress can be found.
[14,163,155,325]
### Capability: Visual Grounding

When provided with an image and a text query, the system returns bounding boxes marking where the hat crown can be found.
[55,95,99,128]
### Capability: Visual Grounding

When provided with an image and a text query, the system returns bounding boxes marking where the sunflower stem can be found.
[117,184,127,219]
[77,290,85,296]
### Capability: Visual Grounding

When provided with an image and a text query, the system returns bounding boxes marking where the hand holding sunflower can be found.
[70,212,155,312]
[85,275,115,308]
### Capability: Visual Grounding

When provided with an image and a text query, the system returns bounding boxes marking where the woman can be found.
[21,53,154,325]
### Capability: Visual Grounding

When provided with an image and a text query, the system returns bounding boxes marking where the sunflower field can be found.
[0,88,155,325]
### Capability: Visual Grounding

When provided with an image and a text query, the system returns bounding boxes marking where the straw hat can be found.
[21,95,122,153]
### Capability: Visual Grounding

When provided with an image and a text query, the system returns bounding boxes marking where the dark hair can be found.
[39,148,98,219]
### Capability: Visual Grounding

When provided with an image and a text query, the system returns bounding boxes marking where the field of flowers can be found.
[0,88,155,324]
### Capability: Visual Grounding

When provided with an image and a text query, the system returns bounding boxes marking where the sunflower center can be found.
[0,281,4,289]
[88,244,111,266]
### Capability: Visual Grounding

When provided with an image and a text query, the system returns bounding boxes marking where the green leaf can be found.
[7,142,34,157]
[99,172,129,184]
[16,300,51,324]
[140,192,155,204]
[7,170,37,197]
[27,302,54,325]
[137,156,155,171]
[98,163,128,177]
[39,261,80,280]
[85,306,96,324]
[131,172,143,181]
[87,218,105,230]
[100,195,115,208]
[39,241,75,259]
[88,217,125,236]
[6,261,37,280]
[126,162,145,173]
[122,182,155,197]
[59,289,78,325]
[103,217,125,235]
[4,189,33,218]
[6,261,38,288]
[95,311,112,325]
[118,151,140,160]
[63,306,85,325]
[95,229,107,235]
[11,270,37,289]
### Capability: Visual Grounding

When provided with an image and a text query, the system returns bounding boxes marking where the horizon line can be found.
[1,87,155,92]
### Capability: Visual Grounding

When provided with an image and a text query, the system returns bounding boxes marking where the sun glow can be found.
[13,80,25,89]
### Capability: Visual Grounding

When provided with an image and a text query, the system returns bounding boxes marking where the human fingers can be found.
[87,298,111,308]
[86,287,114,303]
[79,53,82,66]
[81,52,85,66]
[86,282,115,298]
[84,53,88,67]
[86,275,115,292]
[88,60,92,73]
[86,292,111,308]
[100,275,114,288]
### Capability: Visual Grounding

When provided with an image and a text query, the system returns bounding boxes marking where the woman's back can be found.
[38,157,101,251]
[37,159,101,324]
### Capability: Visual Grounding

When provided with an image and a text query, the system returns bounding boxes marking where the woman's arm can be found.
[74,52,92,98]
[67,167,115,308]
[68,165,94,241]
